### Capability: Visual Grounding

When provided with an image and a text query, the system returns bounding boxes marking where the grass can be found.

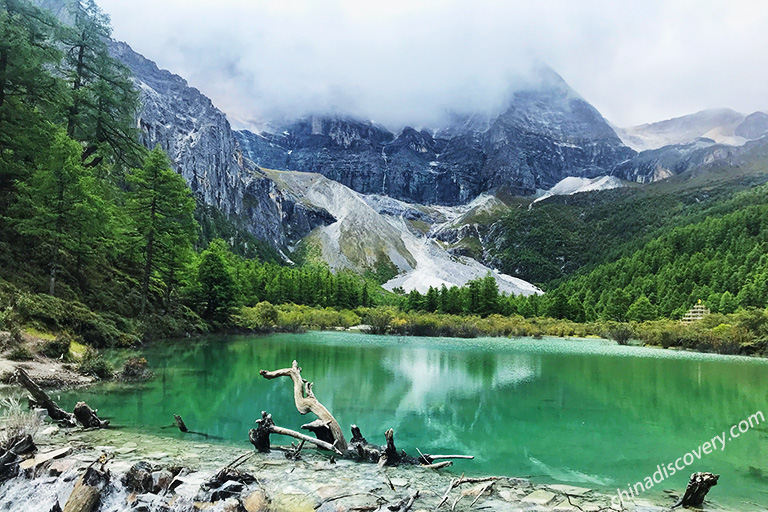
[22,327,56,340]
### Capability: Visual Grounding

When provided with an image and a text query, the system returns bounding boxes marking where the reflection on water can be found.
[45,332,768,509]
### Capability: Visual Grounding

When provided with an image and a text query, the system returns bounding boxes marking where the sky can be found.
[97,0,768,130]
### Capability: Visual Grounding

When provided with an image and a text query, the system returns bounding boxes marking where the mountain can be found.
[109,41,335,251]
[34,0,331,254]
[615,108,767,151]
[262,169,542,296]
[236,67,635,206]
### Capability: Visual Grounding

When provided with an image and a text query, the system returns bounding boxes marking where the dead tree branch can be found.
[260,360,347,451]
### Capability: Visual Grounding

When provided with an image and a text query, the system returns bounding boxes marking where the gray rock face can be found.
[236,68,635,206]
[735,112,768,140]
[107,41,331,250]
[32,0,329,251]
[612,136,768,183]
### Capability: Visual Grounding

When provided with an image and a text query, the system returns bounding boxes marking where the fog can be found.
[98,0,768,130]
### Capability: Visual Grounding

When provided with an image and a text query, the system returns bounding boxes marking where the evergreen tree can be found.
[478,274,500,317]
[0,0,65,212]
[13,128,108,295]
[127,146,196,314]
[61,0,141,166]
[626,295,658,322]
[719,291,738,315]
[196,239,240,322]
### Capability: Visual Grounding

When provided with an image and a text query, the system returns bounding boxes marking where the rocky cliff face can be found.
[32,0,329,252]
[236,67,635,205]
[108,41,331,250]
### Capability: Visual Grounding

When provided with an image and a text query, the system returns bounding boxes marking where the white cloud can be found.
[98,0,768,129]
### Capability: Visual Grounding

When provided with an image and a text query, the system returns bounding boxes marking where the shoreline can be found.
[0,426,675,512]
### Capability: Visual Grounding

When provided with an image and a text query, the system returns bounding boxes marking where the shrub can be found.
[41,334,72,359]
[7,345,34,361]
[120,357,152,380]
[605,324,633,345]
[76,348,114,379]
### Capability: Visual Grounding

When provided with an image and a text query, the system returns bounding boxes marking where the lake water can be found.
[57,332,768,509]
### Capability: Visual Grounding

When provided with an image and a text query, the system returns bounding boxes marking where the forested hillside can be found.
[0,0,374,343]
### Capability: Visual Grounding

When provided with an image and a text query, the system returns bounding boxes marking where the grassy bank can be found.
[235,303,768,357]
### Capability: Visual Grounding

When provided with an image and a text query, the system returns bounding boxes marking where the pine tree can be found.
[196,239,240,322]
[13,128,108,295]
[0,0,65,213]
[127,146,196,315]
[61,0,141,166]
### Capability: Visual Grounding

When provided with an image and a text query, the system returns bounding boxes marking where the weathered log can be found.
[672,472,719,508]
[62,464,109,512]
[14,368,75,426]
[173,414,208,437]
[270,425,342,454]
[249,411,343,455]
[73,402,109,429]
[260,360,347,451]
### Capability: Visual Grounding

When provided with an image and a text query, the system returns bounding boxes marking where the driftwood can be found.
[73,402,109,429]
[436,475,500,510]
[174,414,188,432]
[259,362,470,468]
[14,368,75,426]
[62,464,110,512]
[260,360,347,451]
[672,472,719,508]
[249,411,343,455]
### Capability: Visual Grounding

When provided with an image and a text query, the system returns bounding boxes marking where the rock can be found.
[152,469,174,493]
[520,489,557,506]
[548,484,591,497]
[209,480,245,502]
[389,478,408,488]
[270,492,316,512]
[20,445,73,472]
[123,461,154,493]
[552,499,579,511]
[242,489,269,512]
[48,459,76,477]
[40,426,59,437]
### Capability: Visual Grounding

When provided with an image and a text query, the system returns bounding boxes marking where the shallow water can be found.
[49,332,768,509]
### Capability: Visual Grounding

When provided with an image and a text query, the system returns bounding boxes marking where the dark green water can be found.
[59,332,767,509]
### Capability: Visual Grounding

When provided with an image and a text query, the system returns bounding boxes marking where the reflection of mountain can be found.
[382,349,539,411]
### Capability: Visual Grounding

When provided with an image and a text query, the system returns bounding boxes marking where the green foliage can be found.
[41,334,72,359]
[127,146,197,314]
[196,239,240,323]
[7,345,33,361]
[76,347,114,379]
[119,357,152,380]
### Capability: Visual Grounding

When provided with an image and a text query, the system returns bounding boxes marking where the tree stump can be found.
[73,402,109,429]
[249,411,275,452]
[673,472,719,508]
[260,360,347,451]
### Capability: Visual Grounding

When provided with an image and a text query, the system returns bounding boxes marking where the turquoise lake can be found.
[56,332,768,509]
